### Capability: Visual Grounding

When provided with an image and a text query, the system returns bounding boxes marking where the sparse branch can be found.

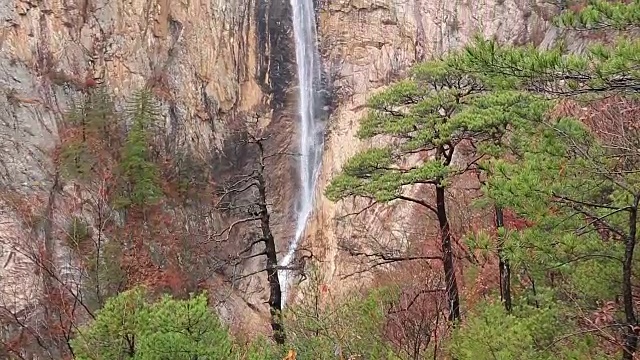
[335,199,379,220]
[238,237,266,255]
[386,288,447,315]
[340,246,441,280]
[553,194,627,211]
[232,264,304,281]
[396,195,438,214]
[575,206,632,236]
[559,202,627,238]
[208,216,261,243]
[346,248,441,263]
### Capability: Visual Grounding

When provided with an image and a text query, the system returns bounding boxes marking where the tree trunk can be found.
[435,184,461,323]
[495,206,512,313]
[256,147,285,345]
[622,199,638,360]
[41,173,60,321]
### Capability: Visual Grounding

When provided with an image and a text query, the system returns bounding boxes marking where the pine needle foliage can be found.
[116,88,163,208]
[324,1,640,357]
[326,55,548,203]
[458,2,640,358]
[71,287,234,360]
[325,51,550,325]
[555,0,640,30]
[59,88,119,180]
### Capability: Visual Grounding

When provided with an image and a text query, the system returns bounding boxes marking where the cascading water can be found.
[278,0,324,307]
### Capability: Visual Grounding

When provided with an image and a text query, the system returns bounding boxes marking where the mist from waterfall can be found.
[278,0,324,307]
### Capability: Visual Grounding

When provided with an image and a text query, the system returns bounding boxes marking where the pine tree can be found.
[449,298,606,359]
[325,53,547,323]
[117,89,163,208]
[460,3,640,356]
[468,108,625,354]
[71,287,234,359]
[481,110,640,359]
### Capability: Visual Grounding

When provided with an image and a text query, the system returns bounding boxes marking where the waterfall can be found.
[278,0,324,307]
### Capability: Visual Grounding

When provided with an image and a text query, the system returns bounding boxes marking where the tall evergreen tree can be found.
[459,2,640,356]
[118,89,163,208]
[476,109,626,359]
[325,53,547,323]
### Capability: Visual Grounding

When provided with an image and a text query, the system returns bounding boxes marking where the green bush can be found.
[71,287,234,359]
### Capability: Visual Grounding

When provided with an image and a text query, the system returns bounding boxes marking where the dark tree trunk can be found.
[495,206,512,313]
[255,141,286,345]
[622,199,638,360]
[126,334,135,357]
[41,173,60,319]
[435,184,461,323]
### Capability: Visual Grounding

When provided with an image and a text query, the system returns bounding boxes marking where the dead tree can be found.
[214,130,286,344]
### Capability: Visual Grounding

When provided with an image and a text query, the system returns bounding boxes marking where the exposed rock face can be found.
[301,0,560,297]
[0,0,299,185]
[0,0,566,333]
[0,0,299,332]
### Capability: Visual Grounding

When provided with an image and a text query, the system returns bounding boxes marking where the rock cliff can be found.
[303,0,562,297]
[0,0,300,334]
[0,0,566,333]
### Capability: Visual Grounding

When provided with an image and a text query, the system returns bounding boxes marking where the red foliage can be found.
[1,191,43,228]
[0,282,81,359]
[502,208,534,231]
[554,96,640,144]
[384,287,446,359]
[84,76,97,88]
[1,88,223,358]
[568,0,588,13]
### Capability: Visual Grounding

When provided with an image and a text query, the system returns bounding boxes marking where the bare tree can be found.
[213,126,290,344]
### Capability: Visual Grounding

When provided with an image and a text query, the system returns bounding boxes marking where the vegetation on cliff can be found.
[321,0,640,358]
[2,0,640,359]
[71,287,233,360]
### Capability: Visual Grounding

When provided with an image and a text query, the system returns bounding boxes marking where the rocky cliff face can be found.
[0,0,300,333]
[0,0,301,205]
[0,0,564,332]
[301,0,562,297]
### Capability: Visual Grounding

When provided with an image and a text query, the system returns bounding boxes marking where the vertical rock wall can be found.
[302,0,560,297]
[0,0,301,331]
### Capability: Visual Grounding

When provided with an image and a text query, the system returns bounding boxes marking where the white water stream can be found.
[277,0,324,307]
